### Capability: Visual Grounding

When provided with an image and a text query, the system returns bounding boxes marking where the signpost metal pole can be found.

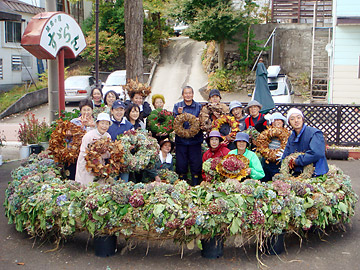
[95,0,99,87]
[57,49,65,114]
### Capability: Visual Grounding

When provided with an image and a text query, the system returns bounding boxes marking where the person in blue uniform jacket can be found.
[107,100,134,141]
[173,86,203,185]
[282,108,329,176]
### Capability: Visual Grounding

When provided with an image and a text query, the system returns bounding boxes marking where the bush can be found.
[208,69,236,92]
[81,31,125,71]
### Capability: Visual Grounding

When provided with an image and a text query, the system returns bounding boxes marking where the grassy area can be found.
[0,81,47,113]
[0,61,92,114]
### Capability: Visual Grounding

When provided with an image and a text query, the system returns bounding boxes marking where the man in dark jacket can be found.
[173,86,203,185]
[282,108,328,176]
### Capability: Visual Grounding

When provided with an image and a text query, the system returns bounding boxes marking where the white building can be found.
[0,0,45,91]
[329,0,360,104]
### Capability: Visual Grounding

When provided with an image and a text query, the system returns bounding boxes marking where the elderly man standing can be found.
[282,108,329,176]
[173,86,203,185]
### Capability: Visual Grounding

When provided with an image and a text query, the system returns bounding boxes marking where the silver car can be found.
[65,75,96,102]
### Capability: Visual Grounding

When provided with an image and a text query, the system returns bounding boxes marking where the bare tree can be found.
[124,0,144,82]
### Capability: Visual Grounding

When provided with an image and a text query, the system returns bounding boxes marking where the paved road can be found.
[150,37,209,111]
[0,159,359,269]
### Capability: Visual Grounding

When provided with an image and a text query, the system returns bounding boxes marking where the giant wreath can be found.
[211,115,239,143]
[254,126,290,163]
[118,130,160,172]
[48,120,86,165]
[85,138,125,179]
[173,112,200,138]
[146,108,174,134]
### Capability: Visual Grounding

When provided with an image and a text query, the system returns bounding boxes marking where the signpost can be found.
[21,12,86,114]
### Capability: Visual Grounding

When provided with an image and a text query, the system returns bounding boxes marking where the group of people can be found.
[70,85,329,186]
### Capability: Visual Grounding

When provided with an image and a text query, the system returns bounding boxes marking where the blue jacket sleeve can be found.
[142,102,152,119]
[296,131,325,167]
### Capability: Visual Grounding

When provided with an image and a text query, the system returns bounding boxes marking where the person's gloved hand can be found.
[275,149,284,161]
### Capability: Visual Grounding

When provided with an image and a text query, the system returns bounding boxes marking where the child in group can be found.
[103,90,119,114]
[125,103,145,130]
[107,100,133,141]
[152,94,165,110]
[145,138,174,182]
[71,99,96,131]
[228,132,265,180]
[75,113,112,185]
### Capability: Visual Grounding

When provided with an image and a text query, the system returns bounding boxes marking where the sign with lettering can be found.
[21,12,86,59]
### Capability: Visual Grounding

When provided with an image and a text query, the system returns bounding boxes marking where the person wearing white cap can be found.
[228,132,265,180]
[257,112,289,182]
[75,113,112,185]
[282,108,329,176]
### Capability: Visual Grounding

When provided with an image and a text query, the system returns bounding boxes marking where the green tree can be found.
[171,0,260,70]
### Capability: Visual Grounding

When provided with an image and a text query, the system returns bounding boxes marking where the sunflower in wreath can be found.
[254,126,290,163]
[216,154,249,181]
[211,115,240,144]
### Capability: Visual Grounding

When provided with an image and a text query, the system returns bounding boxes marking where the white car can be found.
[173,22,189,37]
[65,75,96,102]
[102,70,127,101]
[267,66,294,104]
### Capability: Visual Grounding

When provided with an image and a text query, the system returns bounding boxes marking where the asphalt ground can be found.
[0,159,359,270]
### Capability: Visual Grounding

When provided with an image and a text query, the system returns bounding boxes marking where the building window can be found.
[22,55,32,69]
[12,55,22,71]
[5,21,21,43]
[0,59,3,80]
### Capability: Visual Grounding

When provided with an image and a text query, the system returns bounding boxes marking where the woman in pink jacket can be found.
[75,113,112,185]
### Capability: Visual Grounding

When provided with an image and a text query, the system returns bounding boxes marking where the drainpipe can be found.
[329,0,337,104]
[46,0,59,121]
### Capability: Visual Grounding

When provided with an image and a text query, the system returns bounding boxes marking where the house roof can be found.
[0,0,21,21]
[3,0,44,15]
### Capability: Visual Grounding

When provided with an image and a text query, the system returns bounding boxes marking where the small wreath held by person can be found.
[173,112,200,139]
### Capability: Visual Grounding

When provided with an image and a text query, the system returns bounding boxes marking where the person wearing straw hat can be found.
[228,132,265,180]
[244,100,268,129]
[75,113,112,185]
[282,108,328,176]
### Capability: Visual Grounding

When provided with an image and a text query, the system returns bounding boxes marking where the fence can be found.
[214,102,359,146]
[270,103,359,146]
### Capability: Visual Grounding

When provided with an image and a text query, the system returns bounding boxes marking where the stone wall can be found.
[225,23,313,74]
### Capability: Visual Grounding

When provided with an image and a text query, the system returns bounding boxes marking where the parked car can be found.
[65,75,96,102]
[267,66,294,103]
[173,22,189,37]
[102,70,127,101]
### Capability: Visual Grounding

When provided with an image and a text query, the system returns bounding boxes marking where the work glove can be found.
[275,149,284,161]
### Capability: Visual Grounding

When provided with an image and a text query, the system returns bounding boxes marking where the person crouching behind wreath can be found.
[228,132,265,180]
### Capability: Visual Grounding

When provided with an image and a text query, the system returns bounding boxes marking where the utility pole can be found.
[46,0,58,122]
